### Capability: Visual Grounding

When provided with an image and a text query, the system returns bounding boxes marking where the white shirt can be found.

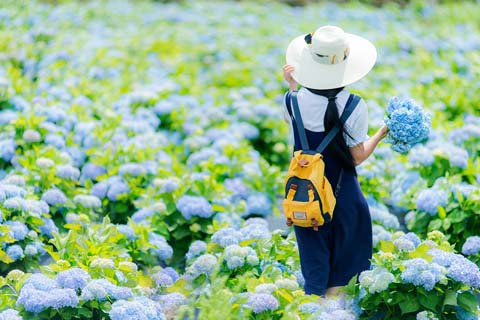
[283,88,369,148]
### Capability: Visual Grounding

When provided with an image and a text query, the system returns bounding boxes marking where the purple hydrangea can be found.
[149,233,173,260]
[176,195,213,219]
[384,97,431,154]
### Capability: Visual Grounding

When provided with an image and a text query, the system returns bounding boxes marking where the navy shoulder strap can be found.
[286,90,309,151]
[315,94,361,153]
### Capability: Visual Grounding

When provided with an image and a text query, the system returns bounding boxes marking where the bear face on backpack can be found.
[283,90,360,230]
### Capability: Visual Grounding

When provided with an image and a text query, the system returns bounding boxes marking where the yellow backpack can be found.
[283,90,360,230]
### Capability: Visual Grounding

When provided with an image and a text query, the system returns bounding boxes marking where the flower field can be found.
[0,0,479,319]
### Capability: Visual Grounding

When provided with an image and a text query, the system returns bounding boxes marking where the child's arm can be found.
[349,125,388,166]
[283,64,298,91]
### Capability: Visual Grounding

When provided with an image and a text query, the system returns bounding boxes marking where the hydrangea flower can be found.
[244,193,272,217]
[73,194,102,209]
[176,195,213,219]
[56,268,91,290]
[55,164,80,181]
[6,245,24,261]
[384,96,431,153]
[462,236,480,256]
[401,258,446,291]
[416,310,439,320]
[416,188,449,216]
[158,293,187,320]
[447,257,480,288]
[117,225,136,241]
[4,220,28,240]
[39,218,58,238]
[90,258,115,269]
[243,292,279,314]
[80,163,106,182]
[106,182,131,201]
[80,279,133,302]
[211,227,242,247]
[223,244,259,269]
[24,244,38,256]
[408,145,434,166]
[359,267,394,293]
[118,163,147,177]
[393,238,415,252]
[185,240,207,260]
[435,144,469,169]
[149,233,173,260]
[41,188,67,206]
[369,205,400,230]
[186,254,218,278]
[109,297,165,320]
[0,309,22,320]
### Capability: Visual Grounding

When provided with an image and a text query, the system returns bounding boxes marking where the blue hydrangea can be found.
[186,254,218,278]
[400,232,421,248]
[223,245,259,269]
[55,164,80,181]
[21,199,50,216]
[0,184,27,198]
[447,257,480,288]
[462,236,480,256]
[156,177,180,193]
[224,177,250,201]
[294,270,305,287]
[117,225,136,241]
[451,183,478,201]
[16,287,79,313]
[240,221,271,242]
[131,208,154,223]
[149,233,173,260]
[369,205,400,230]
[384,96,431,153]
[211,227,242,247]
[80,163,106,182]
[299,302,322,314]
[243,292,279,314]
[0,309,22,320]
[254,283,278,294]
[372,224,392,246]
[106,182,131,201]
[393,238,415,252]
[39,218,58,238]
[7,245,24,261]
[401,258,446,291]
[109,297,165,320]
[449,124,480,144]
[118,163,147,177]
[176,195,213,219]
[16,274,79,313]
[24,244,38,256]
[80,279,133,302]
[4,220,28,240]
[185,240,207,260]
[408,145,434,166]
[244,193,272,217]
[158,293,187,319]
[0,138,16,162]
[436,144,469,169]
[416,188,449,215]
[73,194,102,209]
[41,188,67,206]
[91,181,108,198]
[56,268,91,290]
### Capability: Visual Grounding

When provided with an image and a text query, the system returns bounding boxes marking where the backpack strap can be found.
[286,90,310,151]
[315,94,361,154]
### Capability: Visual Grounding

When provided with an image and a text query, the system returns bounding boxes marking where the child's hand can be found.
[283,64,298,91]
[379,125,389,139]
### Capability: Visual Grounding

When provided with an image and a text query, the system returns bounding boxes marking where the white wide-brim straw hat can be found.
[286,25,377,90]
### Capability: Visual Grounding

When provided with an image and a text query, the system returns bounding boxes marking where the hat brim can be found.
[286,32,377,90]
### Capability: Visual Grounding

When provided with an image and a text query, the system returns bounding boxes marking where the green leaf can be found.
[428,219,442,231]
[399,298,420,314]
[438,206,447,219]
[457,291,478,313]
[419,292,441,311]
[409,243,432,261]
[444,289,457,307]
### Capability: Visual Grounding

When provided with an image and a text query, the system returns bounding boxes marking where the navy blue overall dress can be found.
[286,93,373,296]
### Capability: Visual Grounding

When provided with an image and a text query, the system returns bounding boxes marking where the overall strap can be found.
[315,94,361,153]
[286,90,310,151]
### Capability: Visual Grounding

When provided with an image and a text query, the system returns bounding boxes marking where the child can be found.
[282,25,388,300]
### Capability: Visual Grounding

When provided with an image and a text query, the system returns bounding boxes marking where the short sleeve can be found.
[344,98,369,147]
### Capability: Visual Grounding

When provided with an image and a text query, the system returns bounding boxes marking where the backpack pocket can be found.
[283,198,324,228]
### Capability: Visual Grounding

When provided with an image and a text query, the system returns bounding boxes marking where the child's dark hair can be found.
[305,87,357,172]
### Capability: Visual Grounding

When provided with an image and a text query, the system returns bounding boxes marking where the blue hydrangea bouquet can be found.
[384,97,431,153]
